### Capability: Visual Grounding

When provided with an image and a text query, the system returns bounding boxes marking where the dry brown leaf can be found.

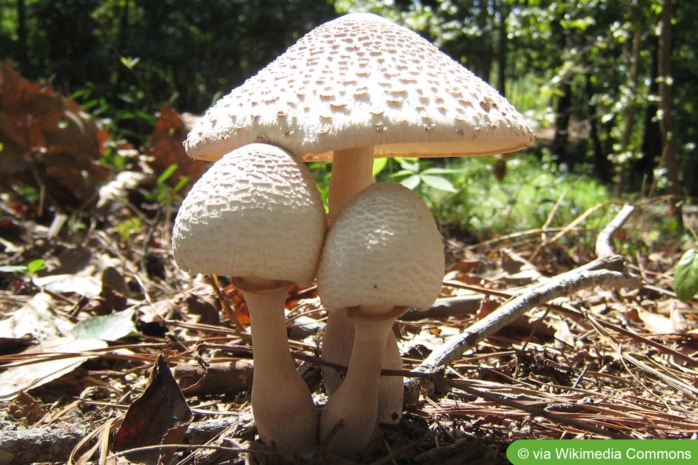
[144,106,206,189]
[637,309,677,334]
[112,354,192,465]
[0,337,108,400]
[0,62,110,207]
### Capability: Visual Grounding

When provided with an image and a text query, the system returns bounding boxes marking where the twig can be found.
[528,201,613,262]
[433,376,629,439]
[595,204,635,257]
[404,204,641,401]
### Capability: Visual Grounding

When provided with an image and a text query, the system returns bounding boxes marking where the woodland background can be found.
[1,0,697,204]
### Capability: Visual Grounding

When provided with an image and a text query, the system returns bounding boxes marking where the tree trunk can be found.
[551,13,571,165]
[614,5,642,197]
[16,0,28,67]
[639,35,662,193]
[477,0,492,81]
[496,0,509,95]
[585,74,612,184]
[657,0,684,227]
[552,82,572,163]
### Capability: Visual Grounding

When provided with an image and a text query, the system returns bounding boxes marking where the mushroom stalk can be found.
[320,308,397,457]
[237,277,318,457]
[322,306,404,423]
[327,147,374,225]
[324,146,405,424]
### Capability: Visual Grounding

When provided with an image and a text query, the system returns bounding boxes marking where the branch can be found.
[595,204,635,257]
[405,204,642,401]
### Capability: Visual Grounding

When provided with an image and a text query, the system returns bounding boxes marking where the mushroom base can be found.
[242,284,319,458]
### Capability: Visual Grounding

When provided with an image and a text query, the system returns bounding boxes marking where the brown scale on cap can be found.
[184,13,534,162]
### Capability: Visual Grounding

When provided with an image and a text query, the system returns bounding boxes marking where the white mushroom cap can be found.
[172,143,326,286]
[185,13,534,162]
[317,182,444,312]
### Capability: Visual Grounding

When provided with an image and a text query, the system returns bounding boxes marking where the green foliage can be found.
[414,154,612,238]
[309,161,332,212]
[376,157,459,193]
[674,249,698,302]
[146,164,189,205]
[115,217,141,242]
[4,0,698,214]
[0,258,47,277]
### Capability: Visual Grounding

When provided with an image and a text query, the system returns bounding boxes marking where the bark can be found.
[585,74,612,184]
[639,35,662,193]
[0,418,237,464]
[16,0,28,66]
[657,0,684,226]
[552,82,572,162]
[614,6,643,196]
[496,0,509,95]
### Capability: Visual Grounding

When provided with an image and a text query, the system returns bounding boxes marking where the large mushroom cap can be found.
[172,143,326,286]
[317,182,444,311]
[185,13,534,162]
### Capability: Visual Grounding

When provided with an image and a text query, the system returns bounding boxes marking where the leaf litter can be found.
[0,63,697,464]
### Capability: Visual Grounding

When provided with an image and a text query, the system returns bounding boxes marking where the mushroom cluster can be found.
[173,12,534,459]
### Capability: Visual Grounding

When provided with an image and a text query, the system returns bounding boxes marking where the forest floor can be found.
[0,177,697,465]
[1,62,697,464]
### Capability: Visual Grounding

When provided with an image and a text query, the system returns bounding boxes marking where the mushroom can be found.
[171,143,326,457]
[316,182,445,457]
[183,13,535,422]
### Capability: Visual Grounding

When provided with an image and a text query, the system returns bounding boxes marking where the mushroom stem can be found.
[327,146,374,224]
[323,147,405,425]
[319,309,396,457]
[322,309,404,422]
[236,278,318,457]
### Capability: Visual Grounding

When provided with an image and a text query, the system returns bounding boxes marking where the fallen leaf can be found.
[32,274,102,298]
[0,62,110,208]
[637,309,677,335]
[71,308,140,341]
[0,292,74,341]
[223,285,250,326]
[144,106,205,189]
[0,337,107,400]
[113,354,192,465]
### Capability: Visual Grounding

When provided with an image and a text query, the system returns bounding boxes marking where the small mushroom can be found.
[172,143,326,457]
[316,183,445,457]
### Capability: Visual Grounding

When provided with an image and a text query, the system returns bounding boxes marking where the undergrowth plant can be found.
[381,154,611,241]
[311,152,613,244]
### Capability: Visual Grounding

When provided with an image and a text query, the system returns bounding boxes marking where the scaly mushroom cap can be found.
[185,13,534,162]
[317,182,444,312]
[172,143,326,286]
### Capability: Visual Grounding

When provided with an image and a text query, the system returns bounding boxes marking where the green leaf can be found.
[400,174,421,190]
[674,249,698,302]
[26,259,47,276]
[396,158,420,173]
[372,157,388,176]
[115,217,141,242]
[157,164,178,185]
[72,308,140,341]
[421,167,468,175]
[420,174,458,192]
